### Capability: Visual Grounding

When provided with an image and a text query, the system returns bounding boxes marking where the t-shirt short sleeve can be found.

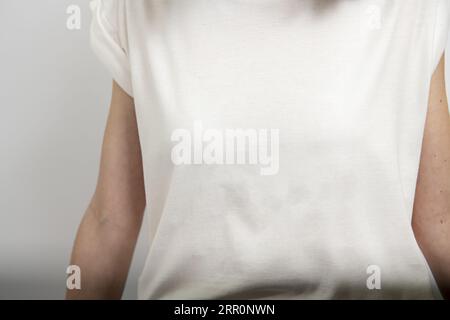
[431,0,450,72]
[90,0,133,96]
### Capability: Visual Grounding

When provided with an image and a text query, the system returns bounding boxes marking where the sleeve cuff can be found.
[90,0,133,97]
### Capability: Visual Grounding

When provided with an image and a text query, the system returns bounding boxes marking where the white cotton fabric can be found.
[90,0,450,299]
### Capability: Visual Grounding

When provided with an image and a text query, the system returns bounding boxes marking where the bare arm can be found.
[413,54,450,299]
[66,81,146,299]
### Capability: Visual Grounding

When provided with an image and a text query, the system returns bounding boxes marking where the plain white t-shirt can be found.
[90,0,450,299]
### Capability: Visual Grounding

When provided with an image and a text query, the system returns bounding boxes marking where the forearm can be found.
[413,153,450,299]
[413,127,450,299]
[413,217,450,299]
[66,198,142,300]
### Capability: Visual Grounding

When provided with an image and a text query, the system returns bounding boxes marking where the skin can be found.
[67,56,450,300]
[66,81,145,299]
[412,54,450,300]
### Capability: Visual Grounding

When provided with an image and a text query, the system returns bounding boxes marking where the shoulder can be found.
[90,0,125,30]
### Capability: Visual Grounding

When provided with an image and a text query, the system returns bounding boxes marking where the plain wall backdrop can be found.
[0,0,148,299]
[0,0,449,299]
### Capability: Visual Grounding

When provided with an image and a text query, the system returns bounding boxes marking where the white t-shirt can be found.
[90,0,450,299]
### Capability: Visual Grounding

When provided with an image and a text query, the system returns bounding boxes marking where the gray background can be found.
[0,0,448,299]
[0,0,148,299]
